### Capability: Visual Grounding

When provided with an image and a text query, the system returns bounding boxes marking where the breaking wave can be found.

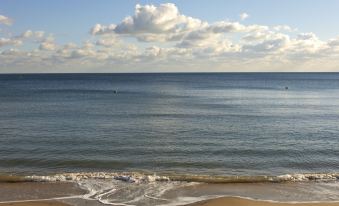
[22,172,339,183]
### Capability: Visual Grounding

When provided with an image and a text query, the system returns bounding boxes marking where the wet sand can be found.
[1,182,339,206]
[0,182,85,202]
[2,197,339,206]
[188,197,339,206]
[0,182,85,206]
[0,201,70,206]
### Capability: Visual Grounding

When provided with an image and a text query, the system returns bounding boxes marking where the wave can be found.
[0,172,336,183]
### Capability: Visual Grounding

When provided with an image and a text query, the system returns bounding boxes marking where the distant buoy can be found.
[113,90,118,94]
[285,87,288,90]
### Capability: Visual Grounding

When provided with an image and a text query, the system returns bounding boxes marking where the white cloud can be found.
[92,3,207,42]
[95,35,120,47]
[208,21,246,33]
[0,15,12,25]
[19,30,45,39]
[1,48,22,55]
[243,34,290,54]
[0,37,22,47]
[245,24,269,33]
[90,24,116,35]
[239,13,249,21]
[39,41,56,51]
[273,25,294,32]
[242,32,268,42]
[39,36,57,51]
[291,33,327,54]
[3,3,339,72]
[297,32,318,40]
[328,36,339,48]
[114,3,198,34]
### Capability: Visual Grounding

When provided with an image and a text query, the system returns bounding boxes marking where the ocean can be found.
[1,73,339,205]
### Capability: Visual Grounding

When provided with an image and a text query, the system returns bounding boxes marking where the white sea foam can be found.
[25,172,171,183]
[24,172,339,184]
[21,172,339,206]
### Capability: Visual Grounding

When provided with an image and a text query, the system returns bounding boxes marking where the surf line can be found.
[0,195,83,204]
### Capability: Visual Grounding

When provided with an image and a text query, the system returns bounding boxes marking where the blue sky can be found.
[1,0,339,72]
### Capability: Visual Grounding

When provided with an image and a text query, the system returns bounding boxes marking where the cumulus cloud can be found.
[243,33,290,53]
[3,3,339,72]
[91,3,207,42]
[95,34,121,47]
[328,37,339,47]
[0,15,13,25]
[297,32,318,40]
[19,30,45,39]
[242,32,268,42]
[208,21,246,33]
[273,25,294,32]
[90,24,116,35]
[39,41,56,51]
[39,36,57,51]
[0,37,22,47]
[239,13,249,21]
[114,3,205,34]
[291,33,327,54]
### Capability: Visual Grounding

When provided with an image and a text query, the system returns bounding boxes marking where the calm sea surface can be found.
[1,73,339,176]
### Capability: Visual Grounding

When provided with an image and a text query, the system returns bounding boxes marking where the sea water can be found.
[1,73,339,205]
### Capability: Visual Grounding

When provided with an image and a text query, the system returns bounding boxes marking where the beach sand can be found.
[1,197,339,206]
[188,197,339,206]
[2,182,339,206]
[0,201,70,206]
[0,182,84,206]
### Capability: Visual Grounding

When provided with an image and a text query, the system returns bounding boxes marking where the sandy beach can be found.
[2,197,339,206]
[188,197,339,206]
[0,182,84,206]
[1,181,339,206]
[0,201,69,206]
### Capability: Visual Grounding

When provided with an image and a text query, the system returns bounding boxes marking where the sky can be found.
[1,0,339,73]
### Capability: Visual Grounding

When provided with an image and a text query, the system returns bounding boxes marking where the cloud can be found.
[208,21,246,33]
[0,15,13,25]
[19,30,45,39]
[297,32,318,40]
[177,30,240,56]
[39,41,56,51]
[273,25,294,32]
[328,36,339,47]
[114,3,202,34]
[291,33,327,54]
[95,34,120,47]
[90,24,116,35]
[3,3,339,72]
[242,32,268,42]
[0,37,22,47]
[243,33,290,54]
[239,13,249,21]
[39,36,57,51]
[91,3,207,42]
